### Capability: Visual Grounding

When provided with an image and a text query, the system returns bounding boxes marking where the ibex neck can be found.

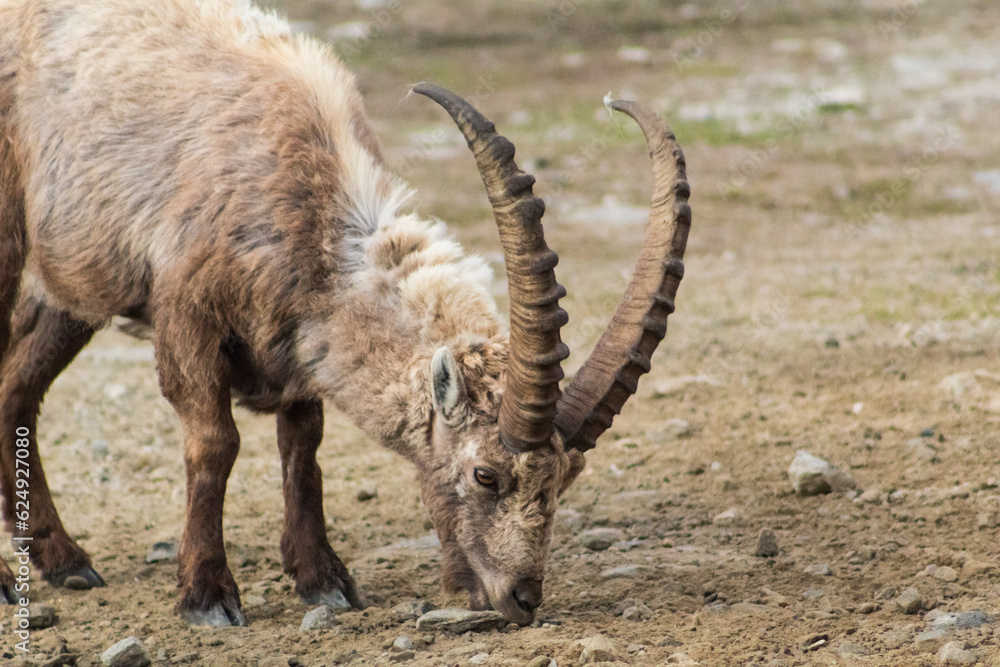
[302,301,435,456]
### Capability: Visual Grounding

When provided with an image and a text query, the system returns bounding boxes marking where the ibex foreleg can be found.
[277,400,363,609]
[155,307,243,626]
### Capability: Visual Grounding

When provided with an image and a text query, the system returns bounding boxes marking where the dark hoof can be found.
[181,602,246,627]
[0,581,15,604]
[56,565,106,589]
[301,586,365,610]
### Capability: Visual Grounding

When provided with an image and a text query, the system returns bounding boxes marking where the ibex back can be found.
[0,0,690,626]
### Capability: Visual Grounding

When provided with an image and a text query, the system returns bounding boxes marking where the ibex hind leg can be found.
[0,297,102,591]
[0,91,31,600]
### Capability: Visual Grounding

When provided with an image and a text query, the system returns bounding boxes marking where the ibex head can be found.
[410,84,691,625]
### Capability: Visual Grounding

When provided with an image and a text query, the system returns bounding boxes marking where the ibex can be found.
[0,0,690,626]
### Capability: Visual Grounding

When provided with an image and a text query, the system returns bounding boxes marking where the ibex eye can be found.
[474,468,498,487]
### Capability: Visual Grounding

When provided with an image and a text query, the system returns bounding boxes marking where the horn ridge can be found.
[554,99,691,452]
[413,82,569,452]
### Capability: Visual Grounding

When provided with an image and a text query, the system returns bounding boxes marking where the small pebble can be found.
[578,528,625,551]
[391,636,415,652]
[754,529,779,557]
[895,587,923,615]
[579,634,617,663]
[856,602,878,614]
[804,563,832,577]
[712,508,741,527]
[300,606,340,631]
[415,608,504,633]
[356,485,378,502]
[101,637,151,667]
[937,641,978,665]
[525,657,551,667]
[27,604,57,629]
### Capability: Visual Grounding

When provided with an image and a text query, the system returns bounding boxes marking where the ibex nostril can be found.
[512,579,544,613]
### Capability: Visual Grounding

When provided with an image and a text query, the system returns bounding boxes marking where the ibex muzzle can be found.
[0,0,689,627]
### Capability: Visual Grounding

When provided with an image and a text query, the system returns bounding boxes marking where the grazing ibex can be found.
[0,0,690,626]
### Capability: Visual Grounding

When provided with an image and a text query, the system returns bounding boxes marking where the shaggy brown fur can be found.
[0,0,584,625]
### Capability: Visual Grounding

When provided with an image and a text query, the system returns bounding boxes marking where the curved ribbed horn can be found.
[413,83,569,452]
[554,100,691,452]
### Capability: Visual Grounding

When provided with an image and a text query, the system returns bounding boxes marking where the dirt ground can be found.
[3,0,1000,665]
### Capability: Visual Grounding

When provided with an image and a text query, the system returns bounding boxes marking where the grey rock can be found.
[856,602,878,614]
[712,508,741,526]
[27,604,56,629]
[928,610,992,632]
[600,564,645,579]
[754,529,779,557]
[578,528,624,551]
[626,643,645,654]
[415,608,504,633]
[937,641,978,665]
[525,658,552,667]
[801,587,825,601]
[145,541,178,564]
[579,634,617,663]
[300,605,341,631]
[621,603,653,621]
[804,563,832,577]
[331,650,358,665]
[613,598,644,616]
[469,654,490,665]
[391,636,415,652]
[356,485,378,502]
[895,587,923,614]
[876,587,897,600]
[788,450,855,496]
[934,566,958,582]
[392,600,436,622]
[64,575,92,590]
[101,637,151,667]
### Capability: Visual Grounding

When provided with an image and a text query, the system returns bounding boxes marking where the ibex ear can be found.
[431,347,468,425]
[559,449,586,496]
